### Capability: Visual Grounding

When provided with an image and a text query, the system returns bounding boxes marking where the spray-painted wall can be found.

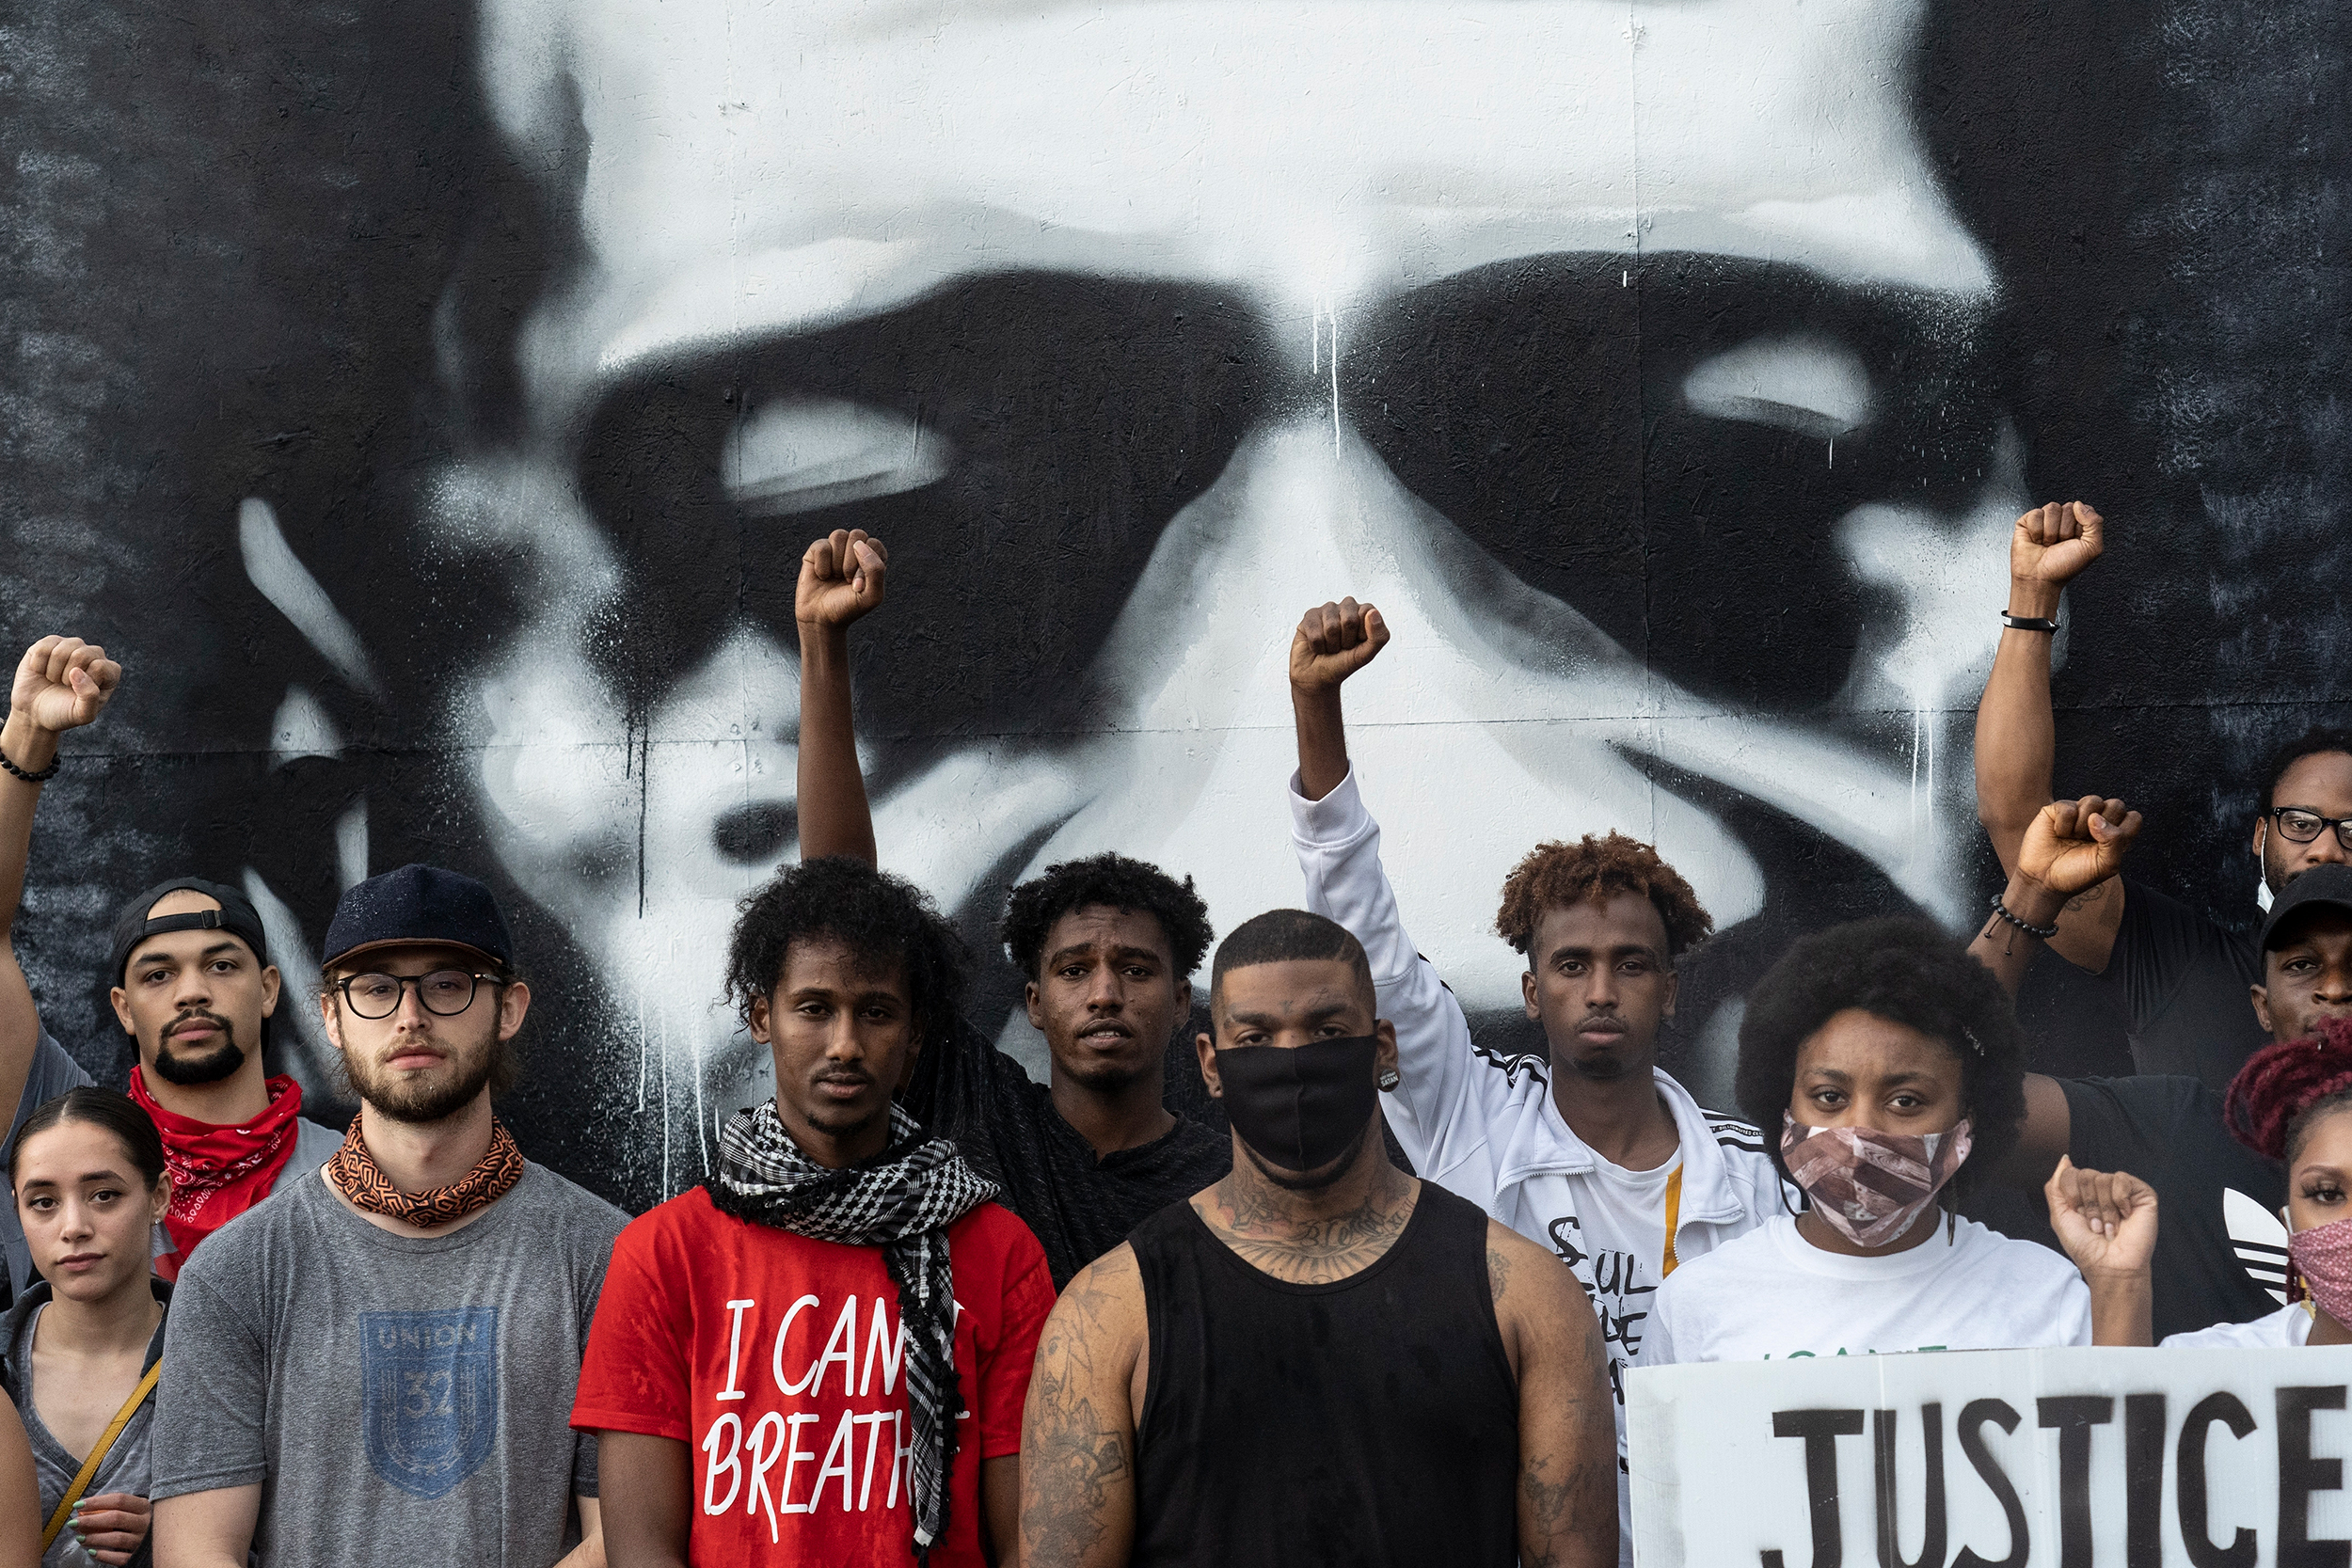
[5,0,2344,1211]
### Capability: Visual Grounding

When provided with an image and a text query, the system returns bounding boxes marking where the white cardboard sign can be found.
[1628,1346,2352,1568]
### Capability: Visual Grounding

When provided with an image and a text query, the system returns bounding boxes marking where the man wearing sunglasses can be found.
[1976,499,2352,1090]
[153,863,626,1568]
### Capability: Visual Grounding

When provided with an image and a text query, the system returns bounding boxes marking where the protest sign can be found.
[1628,1345,2352,1567]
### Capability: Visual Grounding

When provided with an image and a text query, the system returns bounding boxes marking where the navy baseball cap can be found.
[2260,863,2352,952]
[323,863,515,972]
[108,878,269,984]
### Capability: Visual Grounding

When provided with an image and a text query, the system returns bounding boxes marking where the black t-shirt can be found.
[900,1014,1233,1289]
[2105,878,2266,1091]
[1964,1074,2285,1341]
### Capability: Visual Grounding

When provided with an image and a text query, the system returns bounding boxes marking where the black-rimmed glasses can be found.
[335,970,504,1020]
[2269,807,2352,850]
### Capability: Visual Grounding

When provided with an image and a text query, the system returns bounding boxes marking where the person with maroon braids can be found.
[2051,1018,2352,1350]
[1283,596,1783,1568]
[2181,1019,2352,1345]
[151,864,627,1568]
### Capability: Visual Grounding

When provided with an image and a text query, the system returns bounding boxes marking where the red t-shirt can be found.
[572,1187,1053,1567]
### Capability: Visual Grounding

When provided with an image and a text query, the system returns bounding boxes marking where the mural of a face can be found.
[443,0,2026,1186]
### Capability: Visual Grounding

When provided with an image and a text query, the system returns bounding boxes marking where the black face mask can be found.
[1212,1035,1381,1172]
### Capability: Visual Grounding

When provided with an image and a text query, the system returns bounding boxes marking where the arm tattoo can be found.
[1486,1246,1511,1304]
[1023,1264,1136,1566]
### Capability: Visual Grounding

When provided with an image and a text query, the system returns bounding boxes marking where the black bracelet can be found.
[0,749,60,784]
[2001,611,2059,632]
[1988,892,2058,941]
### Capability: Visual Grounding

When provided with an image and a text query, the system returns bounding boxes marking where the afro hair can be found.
[723,857,968,1052]
[1495,832,1714,961]
[1002,852,1214,983]
[2224,1015,2352,1163]
[1735,916,2029,1190]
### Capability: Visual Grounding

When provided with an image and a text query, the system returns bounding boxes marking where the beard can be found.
[151,1013,248,1086]
[342,1037,502,1125]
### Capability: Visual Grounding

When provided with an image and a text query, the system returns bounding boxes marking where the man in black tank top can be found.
[1018,909,1618,1568]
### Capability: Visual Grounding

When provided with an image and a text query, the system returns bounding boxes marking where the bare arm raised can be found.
[1290,597,1390,803]
[1,637,119,1124]
[1969,793,2141,1002]
[1973,502,2122,971]
[793,529,888,865]
[1486,1223,1618,1568]
[1019,1244,1146,1568]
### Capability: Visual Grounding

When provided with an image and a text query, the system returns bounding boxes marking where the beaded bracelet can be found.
[1987,891,2058,941]
[0,751,60,784]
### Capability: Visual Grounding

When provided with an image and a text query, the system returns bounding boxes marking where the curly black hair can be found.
[1735,916,2029,1193]
[723,857,969,1052]
[2264,725,2352,810]
[1002,852,1214,983]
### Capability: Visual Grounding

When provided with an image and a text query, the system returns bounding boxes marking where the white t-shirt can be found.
[1530,1153,1678,1346]
[1648,1213,2093,1364]
[2163,1301,2314,1349]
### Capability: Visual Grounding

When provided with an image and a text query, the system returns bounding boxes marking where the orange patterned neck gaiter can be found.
[326,1116,525,1227]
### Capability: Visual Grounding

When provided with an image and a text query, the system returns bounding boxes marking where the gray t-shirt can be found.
[7,1284,167,1568]
[153,1161,628,1568]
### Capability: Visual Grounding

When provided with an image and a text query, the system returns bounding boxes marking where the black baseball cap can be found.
[323,863,515,973]
[2259,863,2352,953]
[107,878,269,985]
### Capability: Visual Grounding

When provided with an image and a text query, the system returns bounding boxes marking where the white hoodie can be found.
[1292,766,1788,1567]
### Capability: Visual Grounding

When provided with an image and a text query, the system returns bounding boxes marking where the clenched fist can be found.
[1290,598,1390,693]
[2044,1156,2157,1280]
[10,636,120,736]
[2010,501,2105,592]
[2018,794,2141,898]
[796,529,889,629]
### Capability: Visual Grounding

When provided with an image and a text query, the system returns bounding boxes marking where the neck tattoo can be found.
[1200,1165,1418,1287]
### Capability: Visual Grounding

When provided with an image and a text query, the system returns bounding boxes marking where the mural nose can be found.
[995,411,1770,1016]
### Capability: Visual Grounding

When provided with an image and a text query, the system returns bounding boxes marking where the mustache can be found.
[163,1008,234,1042]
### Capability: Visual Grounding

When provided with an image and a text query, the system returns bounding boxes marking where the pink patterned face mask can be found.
[2290,1216,2352,1323]
[1781,1114,1975,1248]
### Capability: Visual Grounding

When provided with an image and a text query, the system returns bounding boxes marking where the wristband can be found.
[1988,892,2058,941]
[0,750,59,784]
[2000,612,2059,633]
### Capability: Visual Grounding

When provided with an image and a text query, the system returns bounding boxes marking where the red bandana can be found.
[125,1066,307,1281]
[326,1117,525,1227]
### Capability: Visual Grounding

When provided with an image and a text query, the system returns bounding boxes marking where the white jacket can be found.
[1292,766,1788,1568]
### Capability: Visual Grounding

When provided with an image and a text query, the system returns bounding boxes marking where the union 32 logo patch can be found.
[362,1307,501,1499]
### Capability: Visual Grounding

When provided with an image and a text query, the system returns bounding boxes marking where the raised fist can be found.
[796,529,888,629]
[2010,500,2105,590]
[2017,794,2141,896]
[10,636,121,735]
[2044,1156,2157,1281]
[1290,598,1390,693]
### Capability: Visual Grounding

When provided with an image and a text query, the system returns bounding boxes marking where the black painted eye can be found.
[573,274,1275,784]
[712,802,797,865]
[1343,254,1998,714]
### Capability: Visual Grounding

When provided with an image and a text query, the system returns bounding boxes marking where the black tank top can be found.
[1129,1180,1520,1568]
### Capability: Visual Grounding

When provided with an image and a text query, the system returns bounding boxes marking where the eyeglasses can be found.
[335,970,504,1020]
[2269,807,2352,850]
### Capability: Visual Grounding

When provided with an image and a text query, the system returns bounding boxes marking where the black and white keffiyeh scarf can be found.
[705,1101,998,1553]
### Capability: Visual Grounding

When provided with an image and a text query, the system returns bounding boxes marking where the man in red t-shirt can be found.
[576,857,1054,1567]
